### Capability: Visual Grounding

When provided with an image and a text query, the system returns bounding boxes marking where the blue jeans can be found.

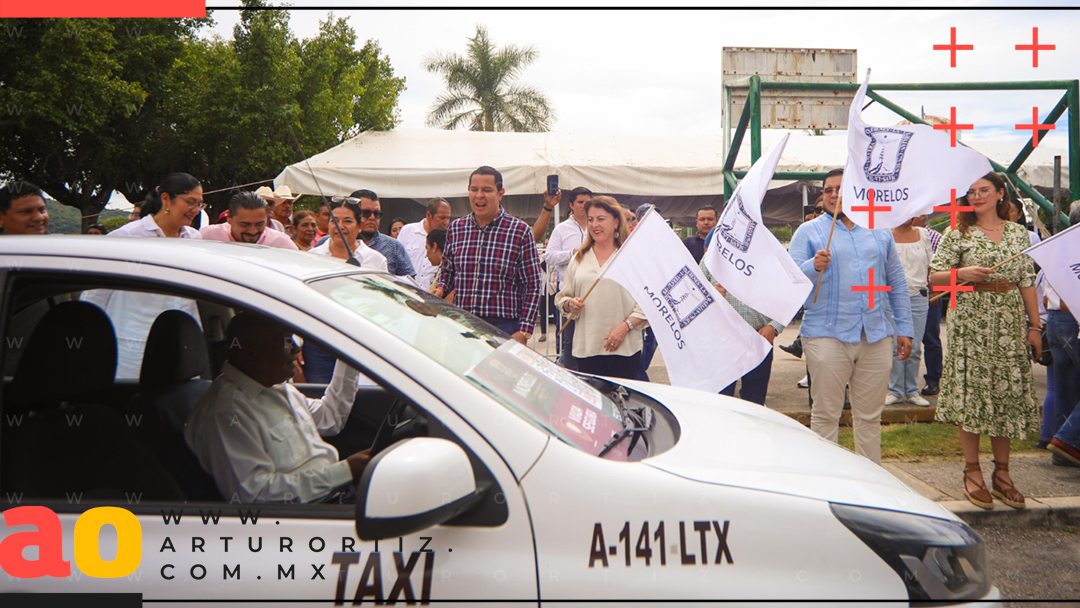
[720,348,774,405]
[888,294,928,398]
[1048,311,1080,448]
[922,298,942,384]
[557,312,579,371]
[481,316,520,338]
[636,327,657,381]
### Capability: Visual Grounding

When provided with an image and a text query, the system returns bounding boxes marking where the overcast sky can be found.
[201,2,1078,152]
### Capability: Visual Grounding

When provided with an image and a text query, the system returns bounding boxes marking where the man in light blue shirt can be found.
[789,169,914,464]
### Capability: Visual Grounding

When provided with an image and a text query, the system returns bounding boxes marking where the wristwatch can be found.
[625,320,634,332]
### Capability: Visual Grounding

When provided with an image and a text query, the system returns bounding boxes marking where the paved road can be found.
[972,521,1080,606]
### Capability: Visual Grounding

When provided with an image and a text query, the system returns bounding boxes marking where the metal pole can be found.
[750,75,762,164]
[1053,155,1062,234]
[1069,80,1079,207]
[759,80,1076,92]
[1006,92,1069,174]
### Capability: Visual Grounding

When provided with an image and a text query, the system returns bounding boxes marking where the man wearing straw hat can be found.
[789,168,914,464]
[255,184,299,234]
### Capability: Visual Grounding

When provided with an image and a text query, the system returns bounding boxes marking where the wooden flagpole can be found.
[811,189,848,304]
[928,248,1030,304]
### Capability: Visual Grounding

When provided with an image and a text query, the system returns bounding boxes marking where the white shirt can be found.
[545,216,587,288]
[309,238,389,272]
[109,213,202,239]
[81,214,202,378]
[893,227,934,296]
[555,248,647,359]
[398,221,436,290]
[185,361,360,503]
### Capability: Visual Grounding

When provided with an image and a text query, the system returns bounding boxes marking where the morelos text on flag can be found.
[704,133,811,325]
[603,211,772,393]
[1025,224,1080,323]
[844,69,992,230]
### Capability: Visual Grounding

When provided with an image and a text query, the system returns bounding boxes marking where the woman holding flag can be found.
[930,172,1041,511]
[556,197,648,379]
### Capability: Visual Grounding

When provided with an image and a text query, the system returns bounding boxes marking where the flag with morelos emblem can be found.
[1025,224,1080,323]
[704,133,811,325]
[603,210,771,393]
[844,69,992,230]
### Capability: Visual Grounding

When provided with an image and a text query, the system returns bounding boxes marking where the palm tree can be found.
[424,25,555,132]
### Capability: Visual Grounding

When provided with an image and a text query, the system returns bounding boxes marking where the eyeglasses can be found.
[966,187,995,198]
[361,209,383,219]
[329,197,361,209]
[176,196,207,210]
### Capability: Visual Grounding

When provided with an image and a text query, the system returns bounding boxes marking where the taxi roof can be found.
[0,235,373,283]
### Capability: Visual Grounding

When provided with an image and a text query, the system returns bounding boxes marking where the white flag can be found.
[1026,224,1080,322]
[704,133,811,325]
[603,211,772,393]
[844,69,992,230]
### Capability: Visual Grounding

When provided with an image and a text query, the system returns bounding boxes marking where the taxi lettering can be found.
[331,550,436,605]
[588,520,732,568]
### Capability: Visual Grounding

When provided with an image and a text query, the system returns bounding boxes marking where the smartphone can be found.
[547,174,559,197]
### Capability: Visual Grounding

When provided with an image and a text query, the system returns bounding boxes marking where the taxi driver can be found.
[185,313,371,503]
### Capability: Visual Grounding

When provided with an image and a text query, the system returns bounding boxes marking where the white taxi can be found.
[0,236,1000,606]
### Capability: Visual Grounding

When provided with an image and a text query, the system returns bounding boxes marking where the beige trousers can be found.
[804,335,894,464]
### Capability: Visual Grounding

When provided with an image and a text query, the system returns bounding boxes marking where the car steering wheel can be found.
[369,397,425,456]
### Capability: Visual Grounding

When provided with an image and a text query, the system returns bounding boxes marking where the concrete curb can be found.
[940,496,1080,527]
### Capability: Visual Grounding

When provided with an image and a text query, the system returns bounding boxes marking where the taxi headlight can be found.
[831,503,991,604]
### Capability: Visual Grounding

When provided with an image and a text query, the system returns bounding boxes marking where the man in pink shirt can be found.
[200,192,298,249]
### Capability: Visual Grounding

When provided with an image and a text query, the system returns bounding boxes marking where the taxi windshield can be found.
[311,274,627,458]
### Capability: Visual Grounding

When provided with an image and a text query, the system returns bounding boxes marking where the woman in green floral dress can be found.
[930,172,1042,511]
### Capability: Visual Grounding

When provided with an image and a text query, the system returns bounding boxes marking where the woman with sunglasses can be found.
[930,172,1040,511]
[81,173,205,378]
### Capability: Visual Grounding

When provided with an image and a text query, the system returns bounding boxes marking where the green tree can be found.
[0,18,205,230]
[0,3,405,227]
[424,25,554,132]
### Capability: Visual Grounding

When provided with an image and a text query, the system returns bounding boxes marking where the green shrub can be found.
[102,216,128,233]
[769,225,793,242]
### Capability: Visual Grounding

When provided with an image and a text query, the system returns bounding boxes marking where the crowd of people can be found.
[1,165,1078,511]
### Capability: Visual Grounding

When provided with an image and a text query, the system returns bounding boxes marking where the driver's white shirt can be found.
[185,361,359,503]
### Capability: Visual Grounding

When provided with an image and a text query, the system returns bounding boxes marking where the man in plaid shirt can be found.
[434,166,543,344]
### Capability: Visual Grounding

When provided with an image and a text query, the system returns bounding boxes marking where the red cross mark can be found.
[1015,106,1055,148]
[933,27,974,67]
[933,268,974,309]
[851,268,892,310]
[849,189,891,229]
[933,188,975,229]
[933,107,974,147]
[1016,27,1055,68]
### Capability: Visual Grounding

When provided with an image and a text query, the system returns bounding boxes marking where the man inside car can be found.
[185,312,370,503]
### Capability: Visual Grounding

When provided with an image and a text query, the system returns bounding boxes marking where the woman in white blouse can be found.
[556,196,647,379]
[82,173,204,378]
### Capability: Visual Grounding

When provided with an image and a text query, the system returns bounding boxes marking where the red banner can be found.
[0,0,205,18]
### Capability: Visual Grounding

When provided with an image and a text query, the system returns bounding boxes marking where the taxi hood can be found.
[622,380,954,520]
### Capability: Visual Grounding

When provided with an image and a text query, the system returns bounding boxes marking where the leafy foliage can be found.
[0,2,405,229]
[424,25,553,132]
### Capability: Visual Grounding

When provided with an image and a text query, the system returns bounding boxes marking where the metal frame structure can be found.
[723,76,1078,229]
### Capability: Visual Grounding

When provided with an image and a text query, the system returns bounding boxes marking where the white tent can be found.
[275,128,1069,227]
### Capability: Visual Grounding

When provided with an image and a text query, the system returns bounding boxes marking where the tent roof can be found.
[276,128,1068,199]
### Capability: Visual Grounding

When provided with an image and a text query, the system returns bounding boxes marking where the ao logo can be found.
[661,267,714,329]
[718,194,756,254]
[863,127,914,183]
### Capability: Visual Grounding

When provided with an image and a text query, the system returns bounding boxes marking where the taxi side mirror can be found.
[355,437,483,541]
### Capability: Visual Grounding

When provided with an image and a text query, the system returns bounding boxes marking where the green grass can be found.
[838,422,1042,461]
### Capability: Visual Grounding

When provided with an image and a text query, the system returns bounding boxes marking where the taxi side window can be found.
[0,273,441,512]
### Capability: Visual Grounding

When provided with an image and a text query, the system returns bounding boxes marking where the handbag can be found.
[1037,324,1052,366]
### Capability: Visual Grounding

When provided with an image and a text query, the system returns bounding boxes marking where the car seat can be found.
[2,301,184,500]
[128,310,220,501]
